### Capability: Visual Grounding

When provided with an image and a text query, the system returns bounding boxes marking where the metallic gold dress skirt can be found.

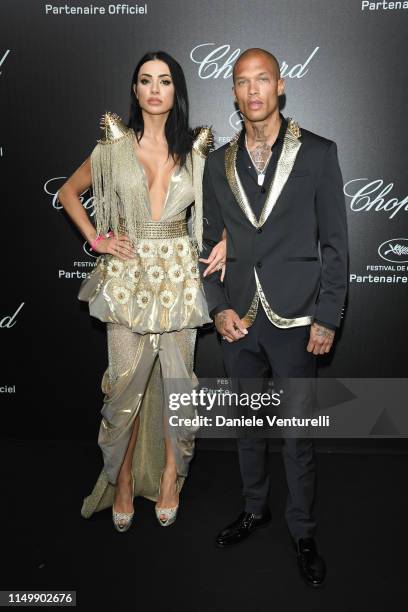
[80,323,198,517]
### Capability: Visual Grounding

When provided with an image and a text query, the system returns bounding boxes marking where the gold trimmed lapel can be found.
[225,119,302,228]
[225,136,258,227]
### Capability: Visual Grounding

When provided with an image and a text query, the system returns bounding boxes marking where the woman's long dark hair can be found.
[128,50,193,168]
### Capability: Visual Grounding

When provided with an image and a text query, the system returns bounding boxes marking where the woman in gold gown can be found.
[58,51,226,531]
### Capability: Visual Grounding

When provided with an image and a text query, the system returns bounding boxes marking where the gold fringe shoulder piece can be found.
[287,118,301,139]
[192,126,214,159]
[91,110,134,239]
[190,126,214,251]
[97,111,131,144]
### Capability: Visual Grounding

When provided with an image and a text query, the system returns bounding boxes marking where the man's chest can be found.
[212,148,316,227]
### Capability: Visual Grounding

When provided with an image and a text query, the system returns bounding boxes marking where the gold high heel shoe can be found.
[155,470,181,527]
[112,473,135,533]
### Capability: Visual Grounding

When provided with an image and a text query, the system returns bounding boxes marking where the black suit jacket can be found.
[200,120,349,329]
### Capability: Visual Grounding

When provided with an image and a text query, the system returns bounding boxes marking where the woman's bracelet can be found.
[90,231,113,251]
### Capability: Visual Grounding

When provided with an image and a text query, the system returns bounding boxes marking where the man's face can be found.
[233,54,285,123]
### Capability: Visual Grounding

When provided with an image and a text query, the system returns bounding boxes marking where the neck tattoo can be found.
[246,124,272,186]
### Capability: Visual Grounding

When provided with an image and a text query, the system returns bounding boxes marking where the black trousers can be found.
[221,305,317,541]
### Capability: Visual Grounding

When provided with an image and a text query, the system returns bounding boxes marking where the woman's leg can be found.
[156,434,179,518]
[156,327,197,516]
[114,414,140,514]
[102,323,159,514]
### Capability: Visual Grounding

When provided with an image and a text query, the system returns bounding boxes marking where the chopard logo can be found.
[378,239,408,263]
[44,176,95,216]
[344,178,408,219]
[190,44,319,79]
[0,302,24,329]
[0,49,10,76]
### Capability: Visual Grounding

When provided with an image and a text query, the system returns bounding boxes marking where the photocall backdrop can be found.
[1,0,407,442]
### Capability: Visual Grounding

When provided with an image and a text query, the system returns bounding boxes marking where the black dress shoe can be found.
[296,538,326,588]
[216,510,271,548]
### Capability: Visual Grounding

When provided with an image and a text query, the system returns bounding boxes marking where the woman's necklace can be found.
[245,134,273,186]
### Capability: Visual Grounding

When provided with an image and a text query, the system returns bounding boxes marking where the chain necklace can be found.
[245,134,273,186]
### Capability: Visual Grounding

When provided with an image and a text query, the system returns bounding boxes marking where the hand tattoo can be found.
[215,311,228,327]
[313,323,335,340]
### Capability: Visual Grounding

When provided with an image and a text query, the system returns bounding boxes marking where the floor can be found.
[2,439,408,611]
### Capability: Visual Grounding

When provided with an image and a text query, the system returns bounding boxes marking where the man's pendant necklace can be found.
[256,171,266,186]
[245,135,273,186]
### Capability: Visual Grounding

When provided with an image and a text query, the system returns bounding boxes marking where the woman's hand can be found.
[199,237,227,281]
[93,234,136,260]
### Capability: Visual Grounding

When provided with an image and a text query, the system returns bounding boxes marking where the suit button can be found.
[256,228,262,234]
[257,261,262,268]
[260,187,266,193]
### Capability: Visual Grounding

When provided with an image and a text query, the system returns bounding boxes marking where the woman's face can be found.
[134,59,175,115]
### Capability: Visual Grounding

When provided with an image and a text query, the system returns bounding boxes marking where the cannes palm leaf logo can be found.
[378,239,408,262]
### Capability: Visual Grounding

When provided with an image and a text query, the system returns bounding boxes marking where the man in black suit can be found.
[199,48,348,587]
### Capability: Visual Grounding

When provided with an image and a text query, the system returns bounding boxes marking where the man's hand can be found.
[307,322,335,355]
[214,309,248,343]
